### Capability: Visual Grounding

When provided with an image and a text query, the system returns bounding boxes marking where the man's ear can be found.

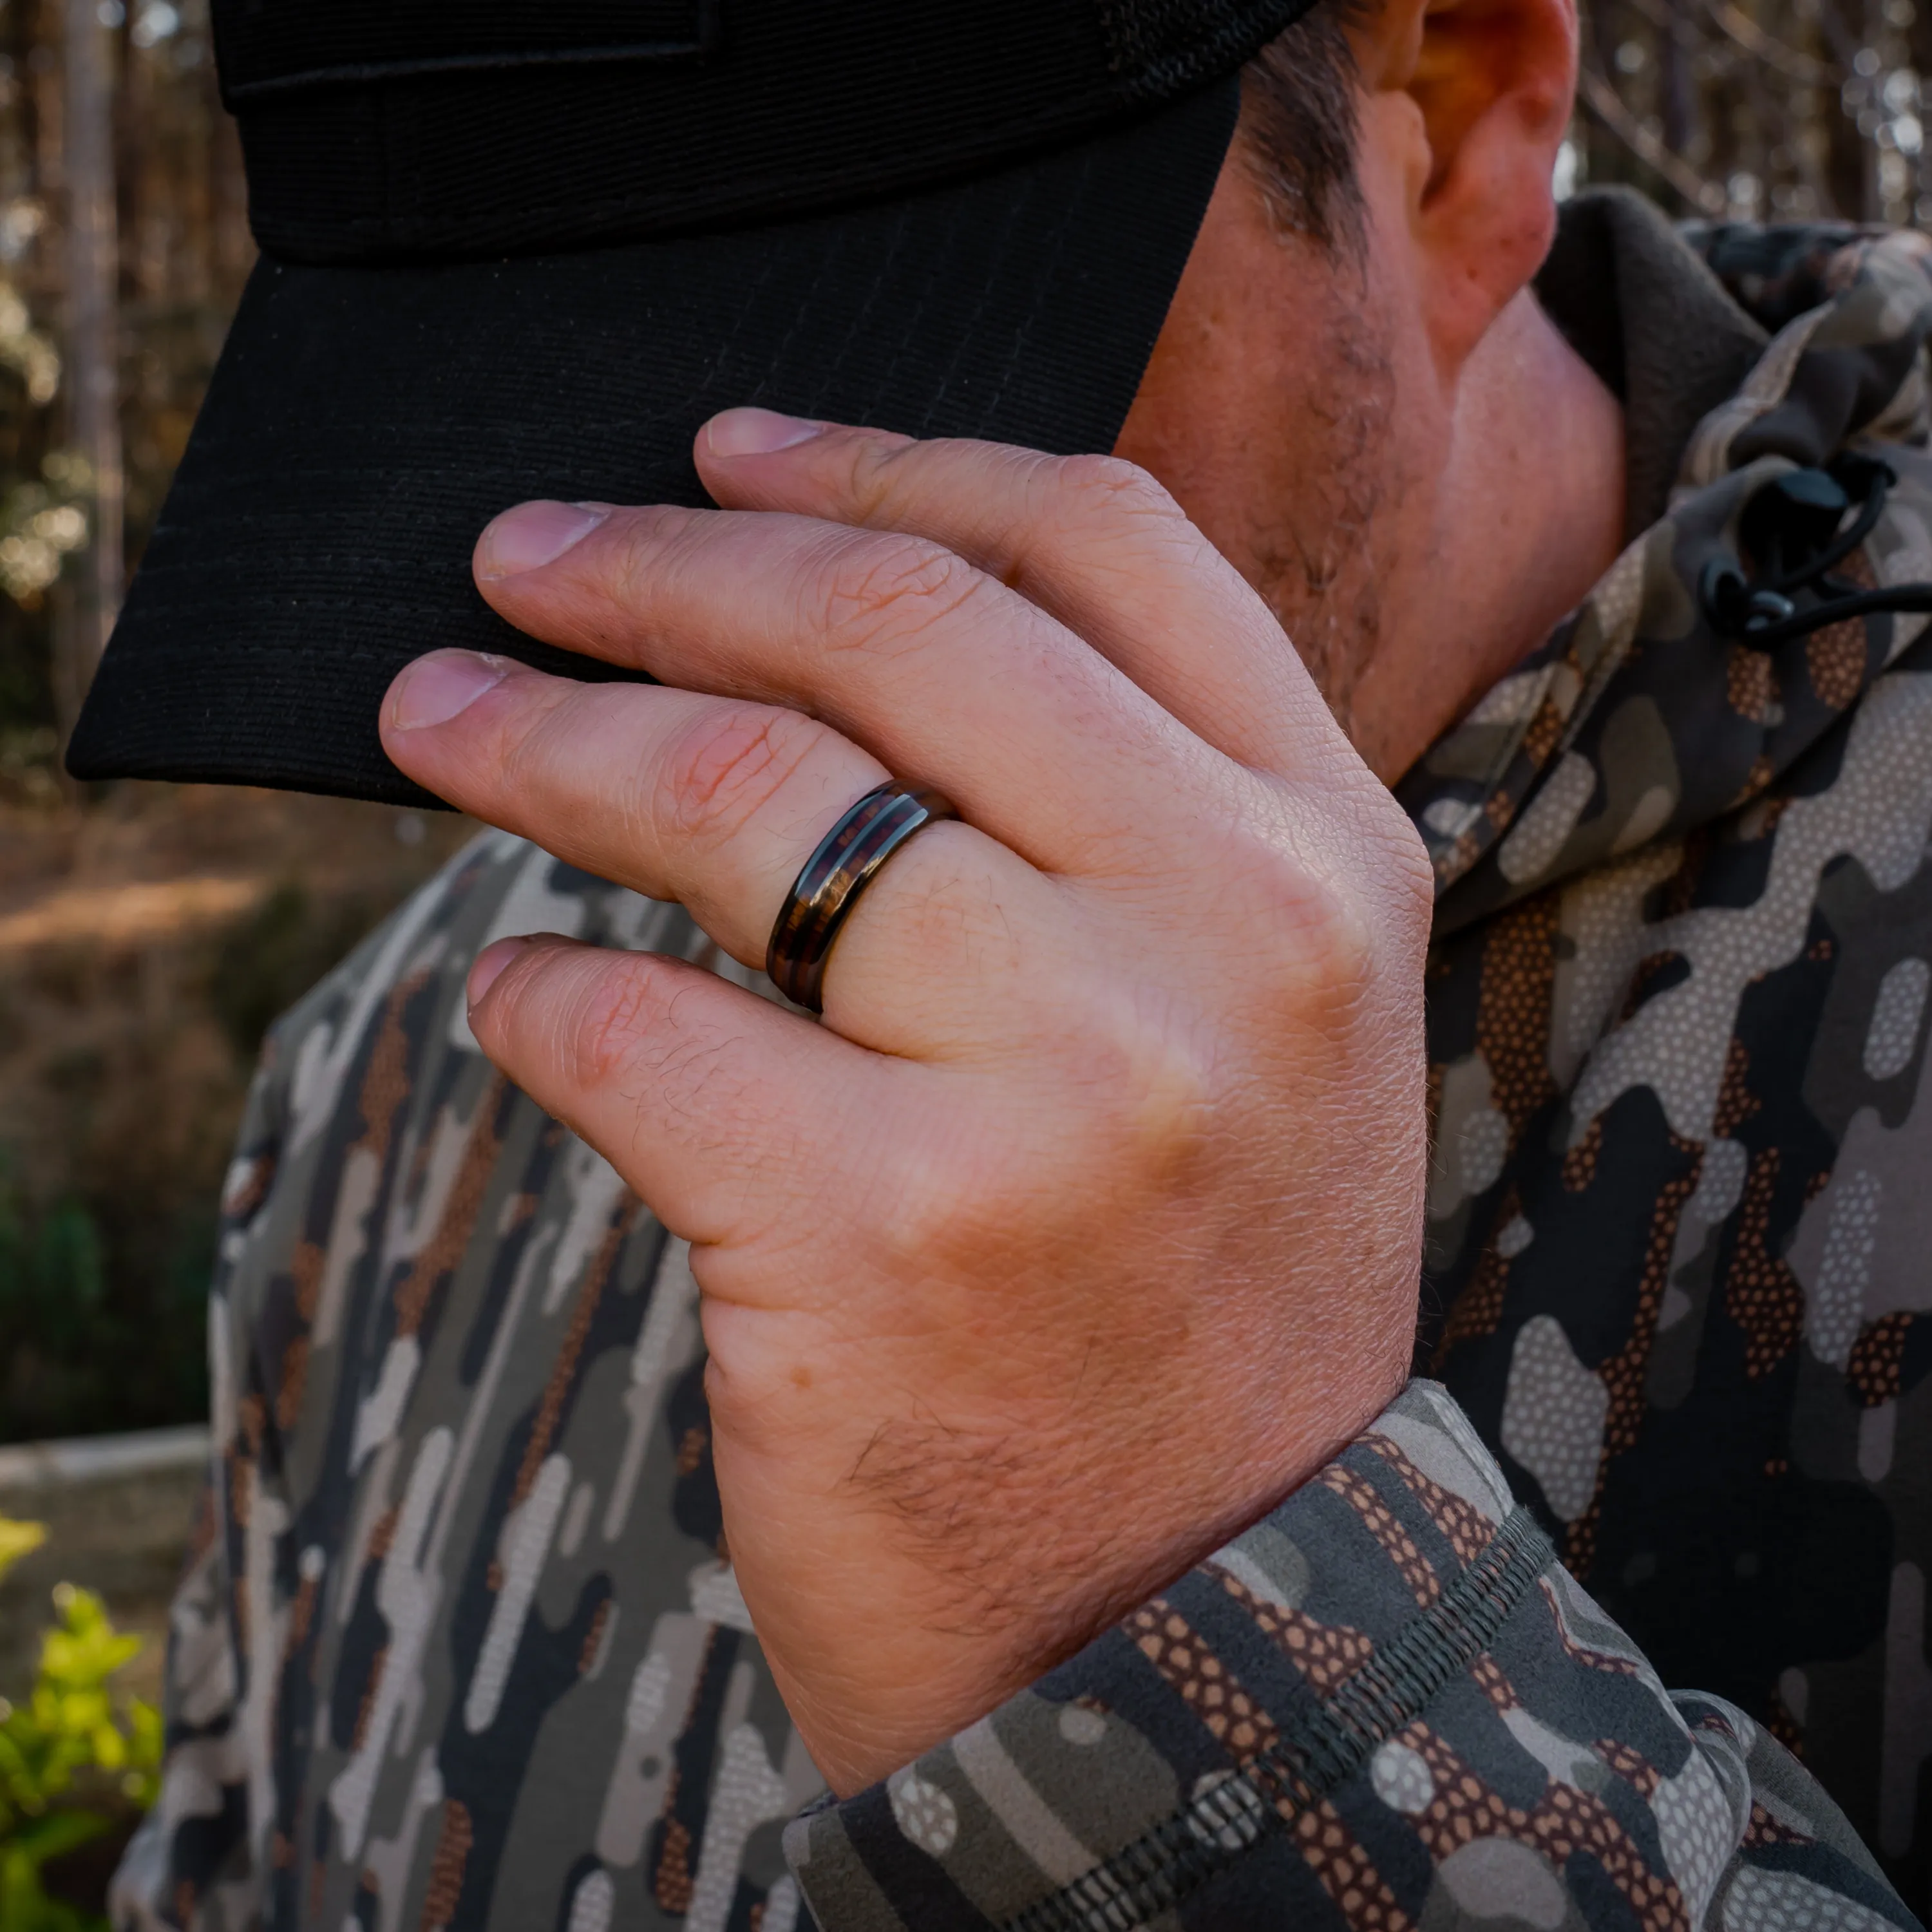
[1349,0,1577,373]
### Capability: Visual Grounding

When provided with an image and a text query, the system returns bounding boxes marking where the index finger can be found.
[693,413,1349,783]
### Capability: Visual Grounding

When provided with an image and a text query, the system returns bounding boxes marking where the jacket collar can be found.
[1405,205,1932,937]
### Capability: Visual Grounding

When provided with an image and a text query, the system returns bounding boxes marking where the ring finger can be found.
[381,650,1061,1041]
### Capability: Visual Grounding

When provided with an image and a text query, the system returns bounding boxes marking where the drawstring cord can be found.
[1698,455,1932,650]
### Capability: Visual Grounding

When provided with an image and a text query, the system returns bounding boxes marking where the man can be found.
[77,0,1932,1922]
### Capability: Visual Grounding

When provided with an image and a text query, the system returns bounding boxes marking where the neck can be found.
[1346,291,1627,784]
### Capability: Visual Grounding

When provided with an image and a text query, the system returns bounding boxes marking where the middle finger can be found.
[469,499,1228,878]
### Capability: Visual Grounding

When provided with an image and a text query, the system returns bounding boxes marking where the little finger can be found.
[464,933,895,1266]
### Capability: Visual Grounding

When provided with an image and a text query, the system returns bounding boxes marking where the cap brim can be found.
[70,78,1238,805]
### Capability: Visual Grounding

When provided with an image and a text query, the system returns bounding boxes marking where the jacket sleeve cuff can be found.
[781,1378,1915,1932]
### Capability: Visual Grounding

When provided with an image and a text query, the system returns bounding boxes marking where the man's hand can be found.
[379,408,1433,1795]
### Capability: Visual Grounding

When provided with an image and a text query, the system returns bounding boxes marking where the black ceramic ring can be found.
[766,780,959,1012]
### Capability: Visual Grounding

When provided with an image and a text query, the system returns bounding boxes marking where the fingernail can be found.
[388,650,511,730]
[704,407,827,459]
[477,500,610,579]
[468,935,532,1006]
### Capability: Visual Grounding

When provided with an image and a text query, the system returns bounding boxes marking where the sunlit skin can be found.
[1117,0,1623,780]
[374,0,1622,1794]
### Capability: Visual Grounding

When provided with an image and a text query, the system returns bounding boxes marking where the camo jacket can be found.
[115,191,1932,1932]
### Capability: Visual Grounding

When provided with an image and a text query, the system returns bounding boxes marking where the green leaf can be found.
[0,1524,44,1589]
[8,1810,106,1866]
[0,1565,159,1926]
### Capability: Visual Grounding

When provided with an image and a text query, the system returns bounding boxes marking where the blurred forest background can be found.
[1567,0,1932,223]
[0,0,1925,1444]
[0,0,471,1447]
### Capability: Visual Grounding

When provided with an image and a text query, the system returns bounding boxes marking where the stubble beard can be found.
[1248,301,1401,752]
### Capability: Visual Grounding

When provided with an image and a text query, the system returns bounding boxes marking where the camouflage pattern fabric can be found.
[113,196,1932,1930]
[1408,213,1932,1916]
[111,868,822,1932]
[788,1382,1911,1929]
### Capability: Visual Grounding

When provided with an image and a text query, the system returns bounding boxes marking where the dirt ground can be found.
[0,777,478,1200]
[0,779,477,1441]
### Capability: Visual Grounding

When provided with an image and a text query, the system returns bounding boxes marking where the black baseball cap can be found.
[69,0,1316,805]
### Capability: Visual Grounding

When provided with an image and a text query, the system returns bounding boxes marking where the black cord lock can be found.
[1698,457,1932,652]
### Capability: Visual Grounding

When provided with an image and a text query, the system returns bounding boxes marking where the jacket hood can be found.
[1405,196,1932,940]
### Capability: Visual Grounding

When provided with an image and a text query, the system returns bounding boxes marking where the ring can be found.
[766,780,959,1012]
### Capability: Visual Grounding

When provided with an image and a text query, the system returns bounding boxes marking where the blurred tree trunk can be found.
[1659,8,1695,163]
[58,0,117,737]
[0,0,249,768]
[1574,0,1929,231]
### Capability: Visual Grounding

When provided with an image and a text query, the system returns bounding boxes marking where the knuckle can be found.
[863,1013,1215,1278]
[1303,877,1385,1002]
[1328,783,1437,952]
[1224,814,1391,1002]
[841,433,922,526]
[1381,804,1437,929]
[566,961,739,1120]
[566,958,667,1090]
[486,681,582,806]
[1050,452,1184,529]
[652,704,820,845]
[606,504,706,605]
[809,533,987,652]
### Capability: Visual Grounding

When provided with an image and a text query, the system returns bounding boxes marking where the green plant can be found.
[0,1521,161,1932]
[0,1523,43,1580]
[0,1160,112,1443]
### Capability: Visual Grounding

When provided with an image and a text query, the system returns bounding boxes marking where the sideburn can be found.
[1238,4,1375,259]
